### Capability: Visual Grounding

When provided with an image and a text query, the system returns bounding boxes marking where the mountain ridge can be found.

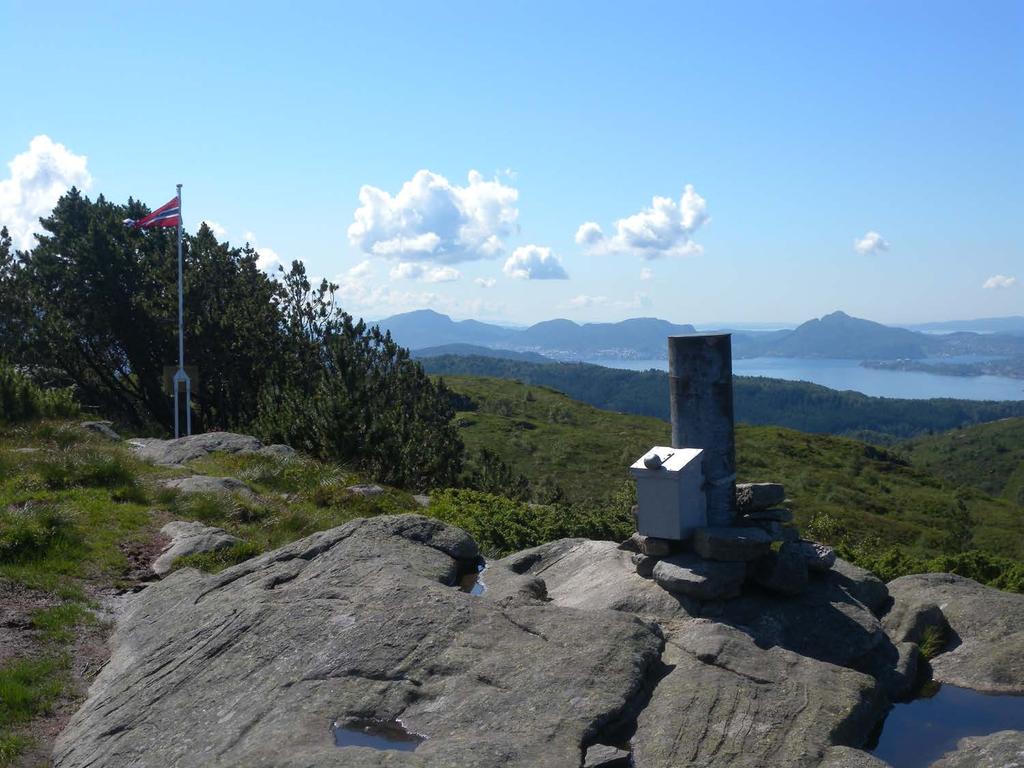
[375,309,1024,362]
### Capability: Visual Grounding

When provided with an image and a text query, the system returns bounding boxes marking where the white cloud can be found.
[348,259,373,279]
[255,247,280,271]
[243,231,282,272]
[640,267,653,281]
[348,169,519,263]
[854,230,889,255]
[576,184,708,259]
[200,219,227,239]
[575,221,604,247]
[983,274,1017,290]
[502,244,569,280]
[0,135,92,250]
[475,277,497,288]
[334,267,503,319]
[389,262,461,283]
[564,292,651,310]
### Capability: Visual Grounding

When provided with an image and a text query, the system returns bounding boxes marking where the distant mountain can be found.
[759,310,932,359]
[376,309,1024,363]
[374,309,514,349]
[375,311,694,360]
[905,317,1024,336]
[412,344,552,363]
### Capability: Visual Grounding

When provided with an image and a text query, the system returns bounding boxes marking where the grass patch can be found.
[0,503,80,564]
[173,541,265,573]
[919,625,946,661]
[31,603,93,644]
[0,733,31,765]
[0,656,65,726]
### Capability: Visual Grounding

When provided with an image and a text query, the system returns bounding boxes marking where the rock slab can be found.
[56,516,663,768]
[631,620,887,768]
[694,526,773,561]
[129,431,264,465]
[736,482,786,511]
[653,553,746,601]
[886,573,1024,693]
[161,475,255,496]
[929,730,1024,768]
[151,521,242,576]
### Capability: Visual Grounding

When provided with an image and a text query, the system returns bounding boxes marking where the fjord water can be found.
[590,357,1024,401]
[869,685,1024,767]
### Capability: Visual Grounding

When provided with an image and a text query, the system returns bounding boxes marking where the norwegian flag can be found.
[124,196,181,229]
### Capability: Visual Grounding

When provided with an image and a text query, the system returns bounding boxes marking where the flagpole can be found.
[173,183,191,438]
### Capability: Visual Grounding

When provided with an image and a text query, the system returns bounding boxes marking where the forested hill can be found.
[422,355,1024,442]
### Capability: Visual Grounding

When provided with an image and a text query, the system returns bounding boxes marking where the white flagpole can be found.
[173,183,191,438]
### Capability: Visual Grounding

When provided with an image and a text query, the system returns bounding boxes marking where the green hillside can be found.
[898,417,1024,505]
[423,354,1024,442]
[442,375,1024,563]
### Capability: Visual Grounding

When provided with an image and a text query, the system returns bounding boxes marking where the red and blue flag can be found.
[125,196,180,229]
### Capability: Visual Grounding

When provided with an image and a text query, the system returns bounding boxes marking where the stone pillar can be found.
[668,333,736,526]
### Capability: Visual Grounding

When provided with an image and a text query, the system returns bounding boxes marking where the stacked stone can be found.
[625,481,837,602]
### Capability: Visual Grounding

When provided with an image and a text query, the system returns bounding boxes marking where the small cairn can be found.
[623,482,836,601]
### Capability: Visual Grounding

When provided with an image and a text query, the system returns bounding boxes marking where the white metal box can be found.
[629,447,707,540]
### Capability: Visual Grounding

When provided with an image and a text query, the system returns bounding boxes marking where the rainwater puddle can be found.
[869,684,1024,767]
[459,561,487,596]
[332,718,425,751]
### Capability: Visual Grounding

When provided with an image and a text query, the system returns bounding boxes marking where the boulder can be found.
[652,553,747,601]
[797,540,837,573]
[694,526,773,561]
[129,432,264,465]
[259,444,296,459]
[886,573,1024,693]
[750,542,810,596]
[494,539,695,618]
[928,730,1024,767]
[583,744,630,767]
[631,552,658,579]
[742,507,793,523]
[820,746,892,767]
[79,420,121,441]
[882,599,948,646]
[151,521,242,576]
[631,619,888,768]
[54,516,664,768]
[347,483,386,497]
[855,639,921,702]
[161,475,255,496]
[625,532,672,557]
[716,566,894,672]
[736,482,786,512]
[832,558,890,616]
[412,494,431,508]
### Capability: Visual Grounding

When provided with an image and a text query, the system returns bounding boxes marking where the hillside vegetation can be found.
[442,375,1024,571]
[423,354,1024,441]
[898,417,1024,505]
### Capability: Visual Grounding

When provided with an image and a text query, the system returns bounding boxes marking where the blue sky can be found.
[2,1,1021,325]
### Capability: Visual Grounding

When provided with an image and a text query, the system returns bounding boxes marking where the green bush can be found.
[836,542,1024,593]
[425,488,633,558]
[0,365,77,424]
[251,263,463,491]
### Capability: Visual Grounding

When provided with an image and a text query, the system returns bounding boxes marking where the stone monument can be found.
[668,332,736,526]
